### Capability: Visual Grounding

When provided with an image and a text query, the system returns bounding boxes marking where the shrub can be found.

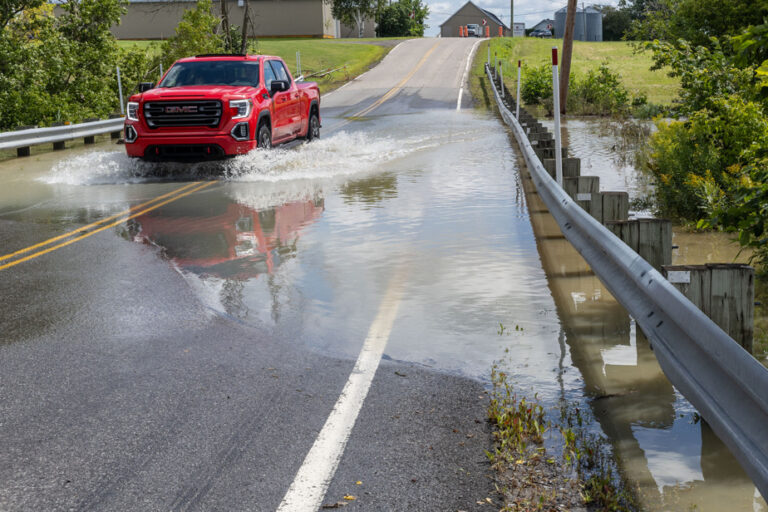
[569,64,630,116]
[645,94,768,221]
[520,63,552,105]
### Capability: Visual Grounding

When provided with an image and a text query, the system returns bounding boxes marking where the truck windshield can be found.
[159,61,260,88]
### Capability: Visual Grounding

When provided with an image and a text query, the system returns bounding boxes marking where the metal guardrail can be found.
[485,63,768,497]
[0,118,124,151]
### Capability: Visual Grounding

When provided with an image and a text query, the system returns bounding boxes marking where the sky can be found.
[424,0,621,36]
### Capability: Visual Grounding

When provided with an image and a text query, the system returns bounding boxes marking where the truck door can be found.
[265,60,292,140]
[269,60,301,135]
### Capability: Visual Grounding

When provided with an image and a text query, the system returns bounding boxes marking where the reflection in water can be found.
[340,173,399,207]
[130,190,324,320]
[515,145,765,509]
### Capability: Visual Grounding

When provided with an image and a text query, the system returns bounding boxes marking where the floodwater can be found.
[0,111,763,510]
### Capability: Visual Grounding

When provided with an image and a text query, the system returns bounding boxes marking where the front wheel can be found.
[306,112,320,142]
[257,123,272,149]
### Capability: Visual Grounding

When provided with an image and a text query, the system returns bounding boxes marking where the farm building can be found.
[439,1,510,38]
[93,0,374,39]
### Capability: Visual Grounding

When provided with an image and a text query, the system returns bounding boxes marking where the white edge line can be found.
[275,271,406,512]
[457,39,482,112]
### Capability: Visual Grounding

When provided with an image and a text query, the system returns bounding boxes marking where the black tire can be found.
[306,111,320,142]
[257,122,272,149]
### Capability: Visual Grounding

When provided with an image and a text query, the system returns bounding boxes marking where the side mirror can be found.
[270,80,289,95]
[138,82,154,93]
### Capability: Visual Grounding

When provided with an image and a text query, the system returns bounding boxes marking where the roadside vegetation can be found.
[630,0,768,273]
[487,363,638,511]
[487,37,678,108]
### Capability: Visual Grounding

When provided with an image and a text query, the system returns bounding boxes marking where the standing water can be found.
[1,110,763,510]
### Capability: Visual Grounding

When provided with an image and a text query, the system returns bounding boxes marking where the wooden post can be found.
[563,176,599,211]
[638,218,671,270]
[535,146,567,160]
[606,219,672,271]
[663,264,754,352]
[14,125,35,157]
[601,192,629,223]
[543,158,580,178]
[109,113,123,139]
[83,118,99,144]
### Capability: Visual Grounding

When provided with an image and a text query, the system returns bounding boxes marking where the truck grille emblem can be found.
[165,105,198,114]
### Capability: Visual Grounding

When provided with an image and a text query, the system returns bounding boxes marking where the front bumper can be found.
[124,123,257,161]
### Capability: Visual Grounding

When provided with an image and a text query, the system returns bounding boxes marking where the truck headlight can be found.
[229,99,252,119]
[126,102,139,121]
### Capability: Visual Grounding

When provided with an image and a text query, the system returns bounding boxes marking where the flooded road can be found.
[0,41,763,509]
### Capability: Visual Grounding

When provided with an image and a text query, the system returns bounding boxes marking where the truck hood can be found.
[139,85,256,101]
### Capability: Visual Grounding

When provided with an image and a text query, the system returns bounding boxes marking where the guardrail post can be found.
[51,122,66,150]
[563,176,599,211]
[663,264,754,352]
[606,219,672,271]
[601,192,629,223]
[534,146,567,161]
[109,113,123,139]
[543,157,579,178]
[551,47,563,187]
[499,62,504,99]
[14,125,35,157]
[83,118,99,144]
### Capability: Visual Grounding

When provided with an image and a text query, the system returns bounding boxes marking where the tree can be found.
[376,0,428,37]
[160,0,224,68]
[0,0,43,30]
[592,5,631,41]
[326,0,377,38]
[625,0,768,45]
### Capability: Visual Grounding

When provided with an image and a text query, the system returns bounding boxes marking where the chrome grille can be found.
[143,100,222,128]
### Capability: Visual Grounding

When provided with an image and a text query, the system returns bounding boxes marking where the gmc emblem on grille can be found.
[165,105,198,114]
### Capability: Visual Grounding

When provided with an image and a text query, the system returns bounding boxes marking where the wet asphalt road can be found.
[0,38,499,511]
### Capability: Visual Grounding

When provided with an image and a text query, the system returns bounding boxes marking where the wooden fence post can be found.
[663,264,754,352]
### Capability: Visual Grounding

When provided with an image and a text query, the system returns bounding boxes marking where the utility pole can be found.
[510,0,513,35]
[559,0,578,115]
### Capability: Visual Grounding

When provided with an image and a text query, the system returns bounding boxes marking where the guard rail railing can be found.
[485,63,768,498]
[0,118,124,155]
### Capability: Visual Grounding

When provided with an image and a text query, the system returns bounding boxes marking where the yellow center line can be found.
[0,181,216,272]
[0,181,202,263]
[328,40,441,132]
[350,41,440,119]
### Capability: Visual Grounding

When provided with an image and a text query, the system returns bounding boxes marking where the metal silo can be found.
[553,5,603,41]
[585,7,603,41]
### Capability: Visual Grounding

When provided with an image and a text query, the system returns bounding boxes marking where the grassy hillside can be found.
[479,38,679,106]
[117,38,396,94]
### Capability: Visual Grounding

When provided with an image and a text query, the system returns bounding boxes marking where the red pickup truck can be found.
[123,54,320,161]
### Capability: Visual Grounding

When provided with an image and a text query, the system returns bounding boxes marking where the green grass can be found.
[117,38,394,94]
[484,37,679,106]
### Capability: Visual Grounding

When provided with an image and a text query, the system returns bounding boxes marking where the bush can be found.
[520,62,631,116]
[520,63,551,105]
[645,94,768,221]
[569,64,630,116]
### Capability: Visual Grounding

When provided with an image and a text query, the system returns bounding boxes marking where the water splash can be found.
[223,131,405,182]
[42,131,408,186]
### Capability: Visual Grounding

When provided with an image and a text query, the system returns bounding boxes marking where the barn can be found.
[439,1,510,38]
[96,0,374,40]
